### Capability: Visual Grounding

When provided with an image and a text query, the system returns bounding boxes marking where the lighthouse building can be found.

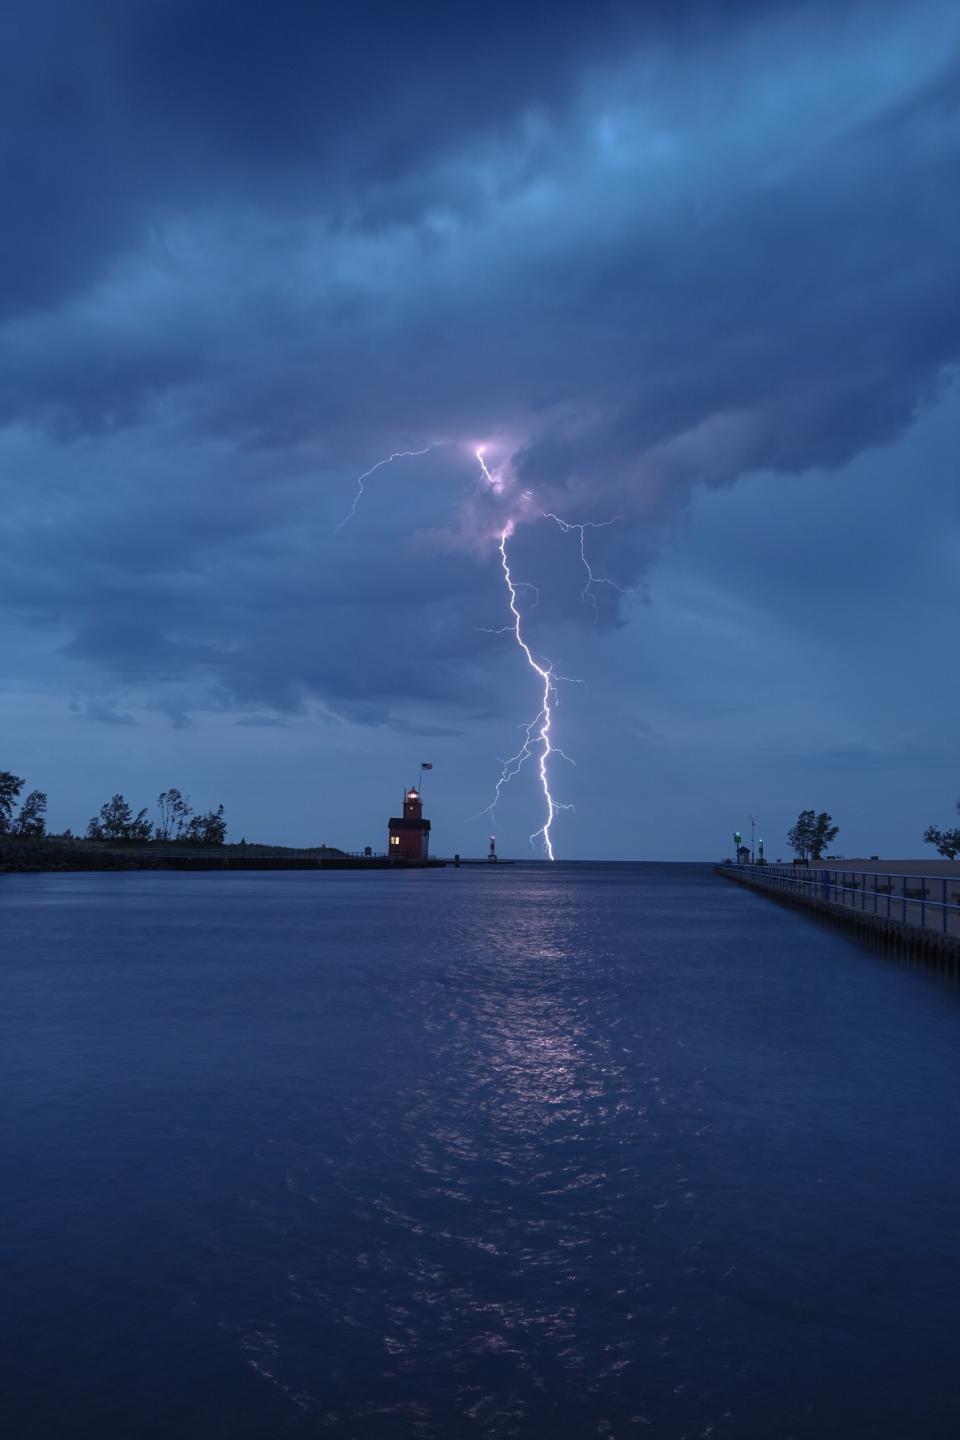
[388,787,431,861]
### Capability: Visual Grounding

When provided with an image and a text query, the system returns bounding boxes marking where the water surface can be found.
[3,863,960,1437]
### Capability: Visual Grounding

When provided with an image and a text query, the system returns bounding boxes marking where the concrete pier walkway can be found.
[718,861,960,967]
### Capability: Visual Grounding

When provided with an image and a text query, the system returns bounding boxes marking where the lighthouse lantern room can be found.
[388,786,431,861]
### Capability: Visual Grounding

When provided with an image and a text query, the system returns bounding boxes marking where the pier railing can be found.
[721,864,960,938]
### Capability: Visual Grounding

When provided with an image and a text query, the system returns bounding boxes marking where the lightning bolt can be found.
[334,443,441,532]
[494,522,576,858]
[543,512,630,619]
[334,440,586,860]
[475,447,504,494]
[473,449,575,859]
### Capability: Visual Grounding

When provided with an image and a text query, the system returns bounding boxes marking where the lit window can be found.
[390,835,399,846]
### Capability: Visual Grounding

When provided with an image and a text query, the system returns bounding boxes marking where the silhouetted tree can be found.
[156,787,192,841]
[184,805,227,846]
[810,812,839,860]
[788,809,839,861]
[924,801,960,860]
[87,794,152,842]
[0,771,25,833]
[14,790,47,837]
[787,810,814,860]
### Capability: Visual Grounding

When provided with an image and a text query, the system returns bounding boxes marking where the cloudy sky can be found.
[3,0,958,859]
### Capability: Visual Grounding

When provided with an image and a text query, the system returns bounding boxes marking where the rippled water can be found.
[4,863,960,1437]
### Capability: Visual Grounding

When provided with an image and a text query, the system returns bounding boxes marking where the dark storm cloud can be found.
[1,0,959,726]
[0,0,738,321]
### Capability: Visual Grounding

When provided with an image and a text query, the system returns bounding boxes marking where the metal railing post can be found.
[902,875,907,924]
[944,879,948,935]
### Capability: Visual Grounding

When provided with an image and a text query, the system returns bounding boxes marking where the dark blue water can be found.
[3,864,960,1437]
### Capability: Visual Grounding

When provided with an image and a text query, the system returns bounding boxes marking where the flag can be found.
[420,762,433,770]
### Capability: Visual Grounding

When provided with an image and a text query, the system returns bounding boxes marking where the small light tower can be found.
[488,834,497,863]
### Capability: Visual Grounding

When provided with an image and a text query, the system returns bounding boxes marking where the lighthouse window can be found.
[390,835,399,846]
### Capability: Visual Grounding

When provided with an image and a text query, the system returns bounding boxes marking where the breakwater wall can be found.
[157,854,446,870]
[0,838,447,873]
[717,863,960,971]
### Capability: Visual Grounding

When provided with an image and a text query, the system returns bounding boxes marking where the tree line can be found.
[0,773,47,836]
[0,773,227,845]
[783,800,960,862]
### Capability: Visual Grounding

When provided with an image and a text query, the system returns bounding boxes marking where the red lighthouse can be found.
[388,786,431,861]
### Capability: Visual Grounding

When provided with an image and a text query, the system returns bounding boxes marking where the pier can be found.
[155,850,447,871]
[718,862,960,969]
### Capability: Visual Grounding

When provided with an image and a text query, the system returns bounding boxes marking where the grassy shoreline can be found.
[0,838,348,873]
